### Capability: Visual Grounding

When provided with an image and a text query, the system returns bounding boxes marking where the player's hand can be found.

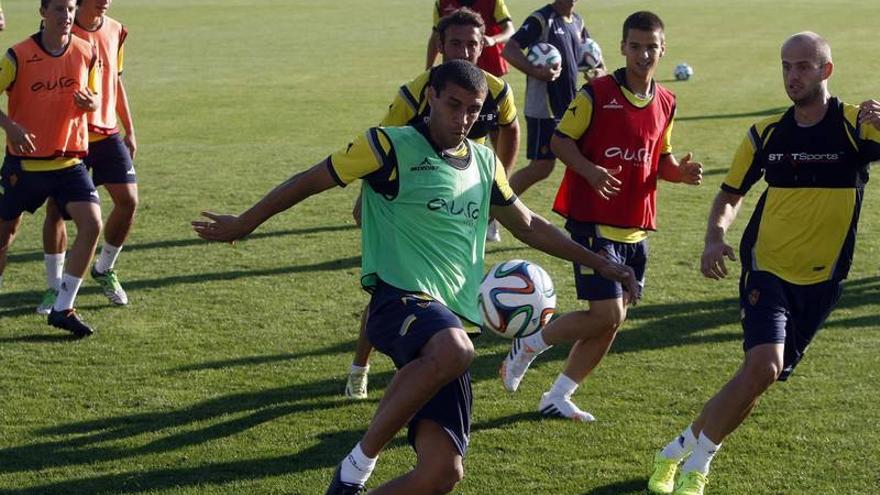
[534,63,561,82]
[677,152,703,185]
[583,64,606,82]
[584,163,623,200]
[483,34,496,47]
[858,99,880,130]
[73,88,98,111]
[701,240,736,280]
[352,195,363,228]
[192,211,249,243]
[5,122,36,155]
[597,261,641,305]
[123,133,137,160]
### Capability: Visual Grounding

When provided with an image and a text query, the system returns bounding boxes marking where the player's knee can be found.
[419,459,464,494]
[424,331,473,378]
[744,358,782,391]
[115,193,139,217]
[531,159,555,180]
[591,304,626,331]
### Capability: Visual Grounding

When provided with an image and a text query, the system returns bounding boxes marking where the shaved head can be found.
[782,31,832,65]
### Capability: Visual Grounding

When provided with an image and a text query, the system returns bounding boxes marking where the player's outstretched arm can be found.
[701,190,744,280]
[493,199,640,300]
[192,160,338,242]
[659,152,703,185]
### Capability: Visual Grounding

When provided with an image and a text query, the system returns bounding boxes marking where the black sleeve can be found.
[510,15,542,49]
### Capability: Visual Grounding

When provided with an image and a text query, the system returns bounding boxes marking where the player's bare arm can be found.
[658,152,703,185]
[492,198,640,300]
[0,111,36,155]
[483,19,514,47]
[116,77,137,159]
[701,190,743,280]
[502,39,560,82]
[193,160,338,242]
[858,99,880,128]
[550,133,622,199]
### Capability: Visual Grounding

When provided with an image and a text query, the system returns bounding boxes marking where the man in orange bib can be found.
[0,0,102,337]
[39,0,136,312]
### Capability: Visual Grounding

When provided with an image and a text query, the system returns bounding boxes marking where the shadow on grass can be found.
[167,339,358,373]
[580,478,646,494]
[5,224,358,264]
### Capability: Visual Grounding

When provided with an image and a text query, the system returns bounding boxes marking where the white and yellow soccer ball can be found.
[478,260,557,339]
[674,62,694,81]
[527,42,562,68]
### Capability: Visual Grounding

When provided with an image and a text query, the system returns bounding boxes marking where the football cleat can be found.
[500,338,541,392]
[673,470,708,495]
[325,465,366,495]
[344,368,369,400]
[648,452,681,494]
[538,392,595,422]
[36,288,58,315]
[91,267,128,306]
[48,308,94,338]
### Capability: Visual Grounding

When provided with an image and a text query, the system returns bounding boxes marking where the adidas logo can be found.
[410,159,437,172]
[26,53,43,64]
[602,98,624,110]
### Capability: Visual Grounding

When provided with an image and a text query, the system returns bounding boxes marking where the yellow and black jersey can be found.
[433,0,512,28]
[723,97,880,285]
[327,122,516,206]
[380,67,517,144]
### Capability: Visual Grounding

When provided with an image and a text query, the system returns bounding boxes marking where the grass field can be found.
[2,1,880,493]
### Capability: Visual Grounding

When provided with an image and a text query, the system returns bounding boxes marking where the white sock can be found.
[522,330,551,354]
[681,432,721,476]
[53,273,83,311]
[339,442,376,485]
[44,253,65,291]
[349,364,369,374]
[548,373,578,398]
[660,424,698,460]
[94,243,122,274]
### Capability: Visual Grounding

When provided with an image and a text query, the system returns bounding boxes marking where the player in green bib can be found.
[194,60,637,495]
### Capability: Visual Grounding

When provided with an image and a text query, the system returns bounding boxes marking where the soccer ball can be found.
[674,63,694,81]
[478,260,557,339]
[527,42,562,67]
[578,37,603,71]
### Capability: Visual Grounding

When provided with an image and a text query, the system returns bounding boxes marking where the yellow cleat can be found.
[647,452,680,494]
[673,470,708,495]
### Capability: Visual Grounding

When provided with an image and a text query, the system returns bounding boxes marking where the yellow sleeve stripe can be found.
[399,85,420,114]
[367,128,397,181]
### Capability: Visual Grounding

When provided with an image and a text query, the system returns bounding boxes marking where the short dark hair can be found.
[437,7,485,43]
[41,0,81,9]
[622,11,664,41]
[429,59,487,97]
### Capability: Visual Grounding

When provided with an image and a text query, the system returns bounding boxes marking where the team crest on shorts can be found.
[748,289,760,306]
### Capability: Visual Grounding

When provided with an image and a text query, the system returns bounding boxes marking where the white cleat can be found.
[486,219,502,243]
[344,368,369,400]
[538,392,595,422]
[500,338,540,392]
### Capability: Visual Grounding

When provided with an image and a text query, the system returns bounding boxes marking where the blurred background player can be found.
[39,0,137,313]
[0,2,6,31]
[500,11,702,422]
[344,7,520,400]
[0,0,101,336]
[648,33,880,495]
[427,0,514,77]
[502,0,589,197]
[193,60,636,495]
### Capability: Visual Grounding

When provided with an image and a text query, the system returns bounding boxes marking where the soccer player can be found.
[0,2,6,31]
[647,33,880,495]
[39,0,137,313]
[344,7,520,400]
[0,0,102,336]
[193,60,637,495]
[427,0,514,77]
[499,12,703,421]
[502,0,590,197]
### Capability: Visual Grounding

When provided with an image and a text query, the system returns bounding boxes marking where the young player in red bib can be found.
[499,11,703,422]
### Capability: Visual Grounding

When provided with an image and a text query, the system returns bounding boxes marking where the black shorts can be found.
[85,133,136,185]
[365,281,472,456]
[570,233,647,300]
[740,270,843,381]
[0,156,98,221]
[526,117,558,160]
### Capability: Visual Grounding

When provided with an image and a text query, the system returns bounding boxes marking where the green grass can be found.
[2,0,880,493]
